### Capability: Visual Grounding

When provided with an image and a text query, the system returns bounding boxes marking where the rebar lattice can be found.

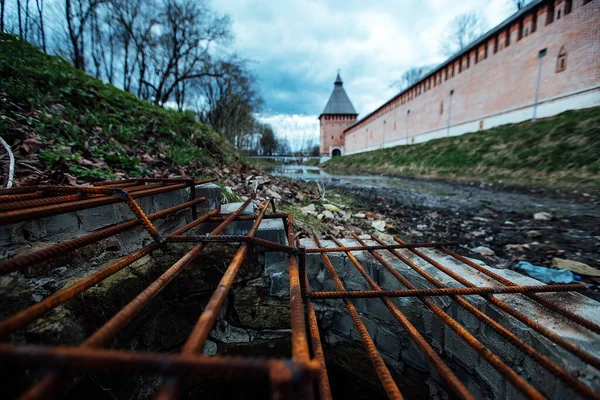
[0,178,598,399]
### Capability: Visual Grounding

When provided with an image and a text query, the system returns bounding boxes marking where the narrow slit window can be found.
[556,46,567,72]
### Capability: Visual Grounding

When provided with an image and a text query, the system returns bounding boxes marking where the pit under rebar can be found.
[0,178,599,399]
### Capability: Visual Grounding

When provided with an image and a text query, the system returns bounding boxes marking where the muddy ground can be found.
[325,176,600,298]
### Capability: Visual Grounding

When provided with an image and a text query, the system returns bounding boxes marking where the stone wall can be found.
[0,185,292,398]
[262,237,600,399]
[344,0,600,155]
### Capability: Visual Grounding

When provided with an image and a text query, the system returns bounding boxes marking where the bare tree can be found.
[141,0,231,107]
[391,64,437,90]
[197,59,262,142]
[259,124,276,156]
[34,0,45,51]
[0,0,5,31]
[16,0,23,35]
[63,0,104,71]
[440,11,487,57]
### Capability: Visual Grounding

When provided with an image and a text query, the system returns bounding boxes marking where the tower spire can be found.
[320,72,357,116]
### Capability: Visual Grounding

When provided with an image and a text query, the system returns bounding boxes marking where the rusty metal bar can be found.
[313,235,403,399]
[0,343,320,379]
[301,254,333,399]
[303,241,457,253]
[308,284,585,298]
[208,213,289,221]
[330,236,475,400]
[350,235,545,400]
[0,178,217,225]
[375,235,597,399]
[440,246,600,335]
[287,215,311,364]
[393,237,600,372]
[0,197,208,275]
[0,181,168,211]
[182,201,271,354]
[155,200,271,400]
[186,179,198,220]
[0,208,219,340]
[19,200,251,400]
[166,235,294,253]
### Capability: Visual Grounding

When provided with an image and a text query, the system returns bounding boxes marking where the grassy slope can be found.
[0,34,241,182]
[324,107,600,190]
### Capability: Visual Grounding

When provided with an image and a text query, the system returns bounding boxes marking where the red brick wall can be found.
[320,115,356,155]
[345,0,600,154]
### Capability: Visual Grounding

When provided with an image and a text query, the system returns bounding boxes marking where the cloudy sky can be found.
[212,0,517,149]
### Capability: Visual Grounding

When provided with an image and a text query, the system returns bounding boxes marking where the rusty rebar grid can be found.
[0,179,326,400]
[1,179,598,400]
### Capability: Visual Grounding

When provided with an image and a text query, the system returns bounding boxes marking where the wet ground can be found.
[269,165,600,290]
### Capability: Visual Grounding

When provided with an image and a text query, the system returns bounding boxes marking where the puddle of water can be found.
[265,165,599,218]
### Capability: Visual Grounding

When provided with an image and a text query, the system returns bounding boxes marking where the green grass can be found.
[324,107,600,190]
[0,34,241,180]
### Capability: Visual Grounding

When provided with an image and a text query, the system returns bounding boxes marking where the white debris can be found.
[533,212,552,221]
[372,220,387,232]
[300,204,316,212]
[324,204,342,212]
[471,246,495,257]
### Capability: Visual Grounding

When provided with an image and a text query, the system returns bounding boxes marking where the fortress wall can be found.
[343,0,600,155]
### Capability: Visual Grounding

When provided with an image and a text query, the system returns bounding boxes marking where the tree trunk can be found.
[17,0,23,36]
[35,0,46,52]
[0,0,5,32]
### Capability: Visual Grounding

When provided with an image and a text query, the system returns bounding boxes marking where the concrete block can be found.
[475,355,507,400]
[20,219,47,241]
[77,204,117,232]
[256,218,286,245]
[269,271,289,298]
[134,195,155,215]
[153,190,184,212]
[195,183,221,210]
[443,324,480,372]
[221,201,255,216]
[45,212,79,238]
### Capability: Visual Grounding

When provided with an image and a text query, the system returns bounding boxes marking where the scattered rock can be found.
[504,244,530,252]
[353,212,366,219]
[324,204,342,212]
[376,233,394,243]
[533,212,552,221]
[300,204,316,212]
[473,217,490,222]
[471,246,495,257]
[371,220,387,232]
[317,210,335,221]
[416,224,427,230]
[265,188,282,200]
[365,211,377,219]
[526,230,542,239]
[471,229,487,237]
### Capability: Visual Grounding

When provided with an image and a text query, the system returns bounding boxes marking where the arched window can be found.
[556,46,567,73]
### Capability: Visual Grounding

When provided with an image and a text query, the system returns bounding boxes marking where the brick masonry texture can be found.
[328,0,600,155]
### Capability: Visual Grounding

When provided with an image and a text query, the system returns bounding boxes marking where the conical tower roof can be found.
[320,73,357,117]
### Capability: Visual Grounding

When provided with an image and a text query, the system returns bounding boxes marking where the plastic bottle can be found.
[514,261,581,284]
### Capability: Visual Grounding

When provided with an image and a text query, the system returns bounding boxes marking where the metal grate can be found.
[0,178,598,399]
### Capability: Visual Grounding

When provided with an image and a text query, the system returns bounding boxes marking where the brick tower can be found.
[319,73,358,158]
